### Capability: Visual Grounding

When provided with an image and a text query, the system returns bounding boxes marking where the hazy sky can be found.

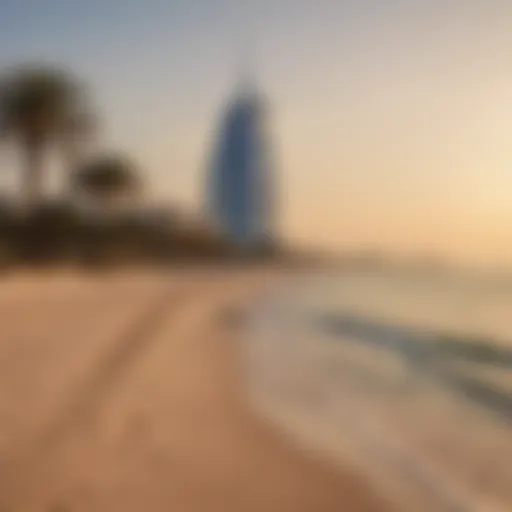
[2,0,512,267]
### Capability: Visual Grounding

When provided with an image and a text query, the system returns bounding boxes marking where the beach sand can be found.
[0,268,390,512]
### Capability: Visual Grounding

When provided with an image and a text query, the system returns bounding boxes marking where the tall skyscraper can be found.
[206,73,274,250]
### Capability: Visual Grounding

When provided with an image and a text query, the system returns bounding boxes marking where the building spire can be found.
[236,33,256,96]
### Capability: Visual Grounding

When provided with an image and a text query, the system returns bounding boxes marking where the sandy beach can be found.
[0,268,390,512]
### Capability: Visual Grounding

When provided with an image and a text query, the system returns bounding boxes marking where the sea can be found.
[245,268,512,512]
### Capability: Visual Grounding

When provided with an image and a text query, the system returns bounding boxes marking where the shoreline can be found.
[1,269,390,511]
[247,276,512,511]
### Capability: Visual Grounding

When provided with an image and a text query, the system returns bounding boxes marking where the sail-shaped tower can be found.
[206,62,274,250]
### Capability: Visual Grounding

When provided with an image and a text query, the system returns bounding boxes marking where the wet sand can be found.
[0,269,390,511]
[248,281,512,512]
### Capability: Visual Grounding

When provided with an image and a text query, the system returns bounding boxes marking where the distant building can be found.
[206,75,274,250]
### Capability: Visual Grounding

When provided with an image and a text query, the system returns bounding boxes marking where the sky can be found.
[1,0,512,267]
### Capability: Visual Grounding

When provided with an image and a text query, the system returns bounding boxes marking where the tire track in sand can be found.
[2,279,192,509]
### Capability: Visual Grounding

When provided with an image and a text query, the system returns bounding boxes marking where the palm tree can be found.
[0,64,89,211]
[73,153,142,212]
[73,154,142,265]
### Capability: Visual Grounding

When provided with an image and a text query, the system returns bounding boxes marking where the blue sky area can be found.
[1,1,512,266]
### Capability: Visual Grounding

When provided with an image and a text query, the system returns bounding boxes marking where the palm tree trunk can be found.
[22,140,44,214]
[61,137,82,201]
